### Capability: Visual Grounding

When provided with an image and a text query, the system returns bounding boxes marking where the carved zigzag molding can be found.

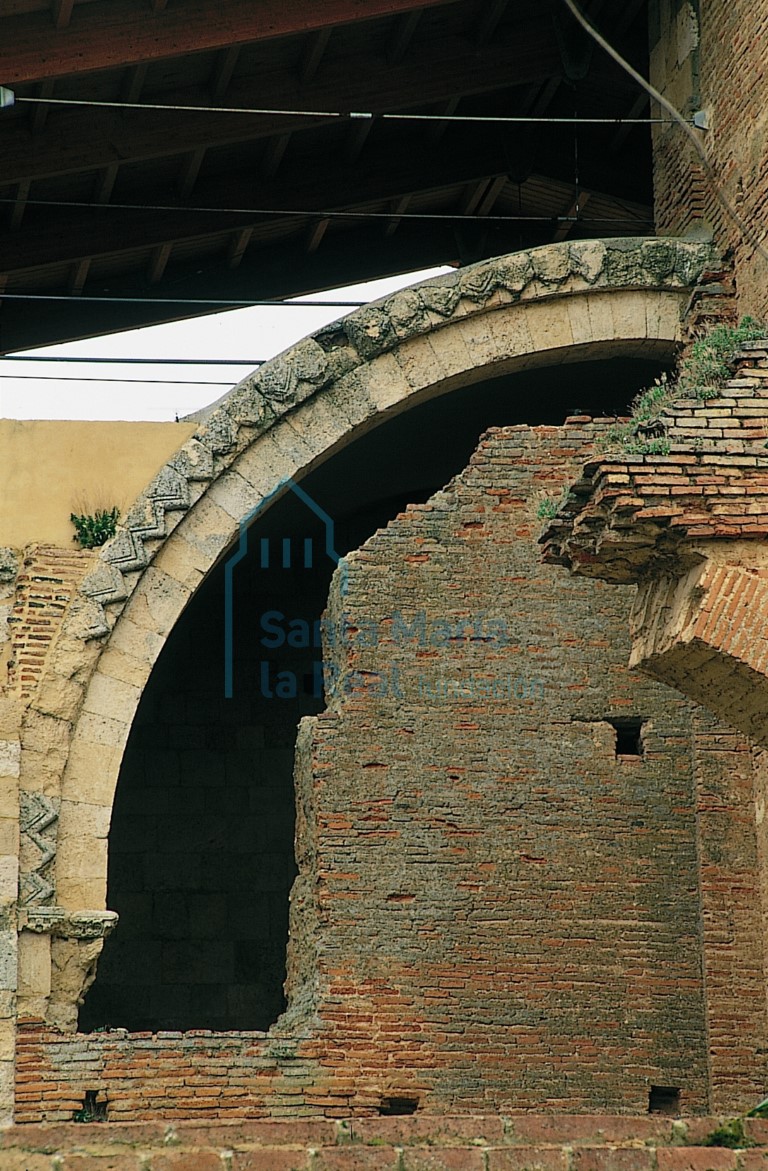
[75,238,719,641]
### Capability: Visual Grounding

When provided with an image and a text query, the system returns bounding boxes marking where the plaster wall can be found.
[0,420,196,548]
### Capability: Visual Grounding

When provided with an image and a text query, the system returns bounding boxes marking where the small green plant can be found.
[703,1118,751,1149]
[536,497,561,520]
[599,317,766,456]
[70,506,120,549]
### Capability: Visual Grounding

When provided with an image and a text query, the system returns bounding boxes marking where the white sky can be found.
[0,267,452,422]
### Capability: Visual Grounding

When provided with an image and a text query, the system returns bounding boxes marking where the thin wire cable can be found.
[0,373,236,385]
[0,196,652,225]
[11,94,688,124]
[0,293,367,307]
[0,355,266,365]
[561,0,768,265]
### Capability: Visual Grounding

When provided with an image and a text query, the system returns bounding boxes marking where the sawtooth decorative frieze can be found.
[19,790,59,906]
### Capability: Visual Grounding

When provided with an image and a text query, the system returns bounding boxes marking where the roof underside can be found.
[0,0,652,352]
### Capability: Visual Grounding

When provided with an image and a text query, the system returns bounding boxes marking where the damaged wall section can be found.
[288,422,713,1114]
[20,423,768,1119]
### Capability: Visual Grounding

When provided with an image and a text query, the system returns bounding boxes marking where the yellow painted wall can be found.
[0,419,196,548]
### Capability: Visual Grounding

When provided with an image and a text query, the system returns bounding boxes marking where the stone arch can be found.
[22,237,716,1021]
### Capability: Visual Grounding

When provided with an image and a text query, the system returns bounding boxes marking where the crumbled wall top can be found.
[541,341,768,583]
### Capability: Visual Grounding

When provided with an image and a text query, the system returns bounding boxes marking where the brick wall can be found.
[19,423,764,1120]
[650,0,768,319]
[7,545,95,701]
[5,1114,768,1171]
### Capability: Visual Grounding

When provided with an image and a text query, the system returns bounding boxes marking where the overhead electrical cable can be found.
[0,196,652,225]
[561,0,768,265]
[7,94,690,125]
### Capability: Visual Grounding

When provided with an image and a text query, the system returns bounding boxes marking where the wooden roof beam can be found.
[30,79,54,134]
[226,226,253,269]
[69,257,91,295]
[300,27,332,85]
[383,194,411,237]
[476,175,506,217]
[306,217,330,253]
[148,242,173,283]
[1,0,464,85]
[476,0,508,45]
[123,62,149,104]
[0,29,566,186]
[389,10,421,64]
[94,163,120,205]
[552,188,591,241]
[346,118,374,163]
[211,45,241,101]
[52,0,74,30]
[177,147,207,197]
[261,133,292,179]
[0,135,520,273]
[8,180,30,231]
[610,92,648,151]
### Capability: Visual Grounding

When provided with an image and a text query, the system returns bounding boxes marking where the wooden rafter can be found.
[52,0,74,30]
[300,27,332,85]
[306,217,331,253]
[227,227,253,269]
[0,30,567,189]
[211,46,241,101]
[0,136,520,274]
[1,0,464,85]
[389,10,421,63]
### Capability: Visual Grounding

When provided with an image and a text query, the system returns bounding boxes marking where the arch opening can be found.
[79,351,672,1033]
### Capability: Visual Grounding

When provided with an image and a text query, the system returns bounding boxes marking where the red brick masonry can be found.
[3,1115,768,1171]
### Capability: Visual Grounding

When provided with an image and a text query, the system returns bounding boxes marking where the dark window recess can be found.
[649,1086,680,1115]
[73,1089,108,1123]
[379,1096,420,1116]
[608,717,645,757]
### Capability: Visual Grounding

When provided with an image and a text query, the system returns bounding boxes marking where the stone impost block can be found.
[18,929,49,998]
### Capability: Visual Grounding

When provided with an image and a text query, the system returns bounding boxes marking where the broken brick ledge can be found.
[2,1116,768,1169]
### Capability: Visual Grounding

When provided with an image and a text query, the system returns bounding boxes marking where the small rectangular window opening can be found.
[608,717,645,757]
[649,1086,680,1115]
[379,1095,420,1116]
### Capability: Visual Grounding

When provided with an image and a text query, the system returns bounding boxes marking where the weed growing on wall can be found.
[70,506,120,549]
[600,317,766,456]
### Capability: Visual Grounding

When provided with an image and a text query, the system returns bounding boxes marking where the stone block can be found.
[150,1153,226,1171]
[96,647,152,690]
[0,855,18,900]
[122,567,192,639]
[61,738,121,807]
[0,816,18,855]
[81,672,141,724]
[572,1150,655,1171]
[401,1149,486,1171]
[0,739,21,779]
[487,1149,570,1171]
[231,1150,312,1171]
[18,930,50,998]
[524,300,576,355]
[657,1151,740,1171]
